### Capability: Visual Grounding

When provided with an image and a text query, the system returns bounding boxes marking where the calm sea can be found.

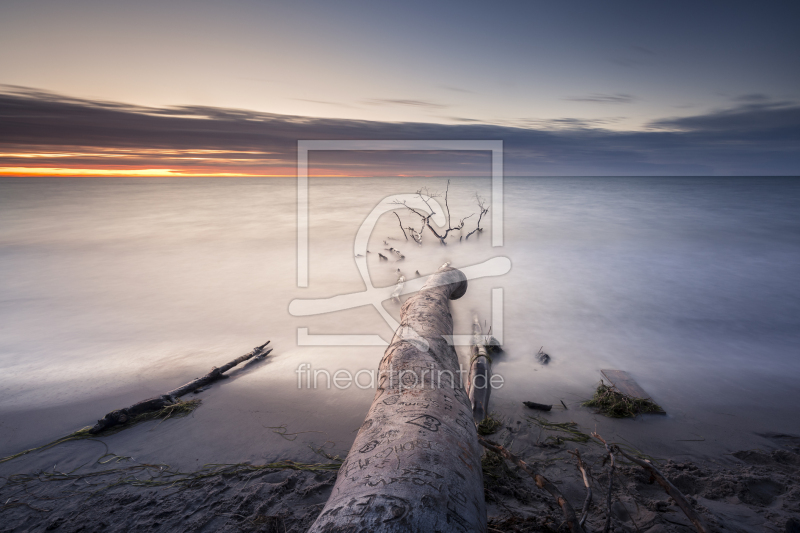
[1,176,798,462]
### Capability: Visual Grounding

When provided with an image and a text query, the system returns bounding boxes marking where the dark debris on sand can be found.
[3,425,800,533]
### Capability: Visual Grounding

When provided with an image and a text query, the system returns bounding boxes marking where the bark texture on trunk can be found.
[308,267,486,533]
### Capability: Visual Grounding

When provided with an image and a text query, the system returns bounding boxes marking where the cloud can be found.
[442,116,482,123]
[564,93,636,104]
[440,85,474,94]
[362,99,448,109]
[292,98,358,109]
[648,102,800,138]
[506,117,625,130]
[733,93,770,103]
[0,87,798,176]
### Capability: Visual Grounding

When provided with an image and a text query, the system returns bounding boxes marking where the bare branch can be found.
[466,193,489,240]
[411,192,448,244]
[569,448,593,528]
[394,188,480,245]
[393,212,408,241]
[444,179,452,229]
[592,432,615,533]
[613,445,709,533]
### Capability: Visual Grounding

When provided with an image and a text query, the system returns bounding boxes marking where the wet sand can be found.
[1,382,799,532]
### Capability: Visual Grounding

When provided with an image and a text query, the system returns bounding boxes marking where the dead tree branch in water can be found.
[90,342,272,434]
[393,184,479,245]
[393,212,408,241]
[465,193,489,240]
[444,179,453,229]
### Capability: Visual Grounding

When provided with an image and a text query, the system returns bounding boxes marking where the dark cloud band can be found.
[0,87,798,176]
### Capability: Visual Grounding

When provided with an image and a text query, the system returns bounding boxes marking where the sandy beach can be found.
[1,388,799,532]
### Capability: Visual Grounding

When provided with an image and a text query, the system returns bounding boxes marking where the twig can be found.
[393,212,408,241]
[393,197,446,244]
[569,449,592,528]
[478,435,585,533]
[613,446,709,533]
[592,432,615,533]
[444,179,452,229]
[466,193,489,240]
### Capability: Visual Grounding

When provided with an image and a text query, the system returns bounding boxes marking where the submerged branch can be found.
[393,211,408,241]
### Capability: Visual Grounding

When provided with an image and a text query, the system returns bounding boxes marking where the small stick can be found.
[478,435,585,533]
[468,314,492,423]
[393,212,408,241]
[592,432,615,533]
[569,449,592,528]
[614,446,709,533]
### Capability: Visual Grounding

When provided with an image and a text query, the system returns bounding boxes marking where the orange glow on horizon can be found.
[0,167,295,177]
[0,152,277,162]
[0,166,424,178]
[0,145,492,177]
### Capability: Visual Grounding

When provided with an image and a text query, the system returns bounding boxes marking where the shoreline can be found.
[1,402,798,533]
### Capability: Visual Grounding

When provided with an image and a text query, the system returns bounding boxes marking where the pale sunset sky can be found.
[1,0,798,176]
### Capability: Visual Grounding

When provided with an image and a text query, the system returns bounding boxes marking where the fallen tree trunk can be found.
[90,341,271,434]
[308,266,487,533]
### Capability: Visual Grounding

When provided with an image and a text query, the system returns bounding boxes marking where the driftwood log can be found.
[467,315,492,424]
[90,341,271,434]
[308,266,487,533]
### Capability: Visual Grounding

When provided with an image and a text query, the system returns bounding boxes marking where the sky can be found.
[0,0,798,176]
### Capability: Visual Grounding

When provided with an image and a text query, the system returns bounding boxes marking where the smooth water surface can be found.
[1,177,799,463]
